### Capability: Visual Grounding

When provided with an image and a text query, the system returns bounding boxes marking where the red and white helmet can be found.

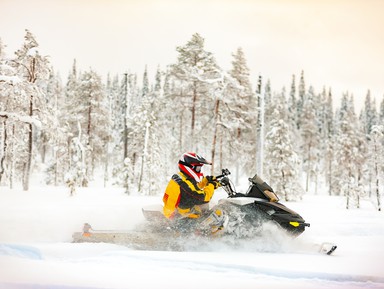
[178,152,211,181]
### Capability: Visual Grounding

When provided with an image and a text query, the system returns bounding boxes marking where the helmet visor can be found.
[193,165,202,173]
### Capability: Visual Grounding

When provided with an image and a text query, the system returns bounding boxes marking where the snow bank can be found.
[0,186,383,289]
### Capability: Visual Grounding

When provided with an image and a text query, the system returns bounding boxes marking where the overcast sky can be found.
[1,0,383,111]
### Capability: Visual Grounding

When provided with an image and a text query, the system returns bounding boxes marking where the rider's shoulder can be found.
[172,173,182,182]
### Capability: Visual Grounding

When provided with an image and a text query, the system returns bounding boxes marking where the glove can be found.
[206,175,215,182]
[206,176,220,189]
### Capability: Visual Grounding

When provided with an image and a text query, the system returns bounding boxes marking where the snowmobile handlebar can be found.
[215,169,235,195]
[215,168,231,179]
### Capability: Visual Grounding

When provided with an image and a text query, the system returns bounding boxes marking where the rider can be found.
[162,152,221,227]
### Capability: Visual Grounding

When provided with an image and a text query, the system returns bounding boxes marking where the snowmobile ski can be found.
[319,242,338,255]
[72,223,182,250]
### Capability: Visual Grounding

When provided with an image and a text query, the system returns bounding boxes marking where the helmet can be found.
[178,152,211,181]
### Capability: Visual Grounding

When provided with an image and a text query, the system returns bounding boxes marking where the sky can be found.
[1,0,384,112]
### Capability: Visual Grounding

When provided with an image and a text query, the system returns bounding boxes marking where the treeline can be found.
[0,30,383,210]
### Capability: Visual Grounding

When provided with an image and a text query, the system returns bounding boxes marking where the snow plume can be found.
[180,221,295,253]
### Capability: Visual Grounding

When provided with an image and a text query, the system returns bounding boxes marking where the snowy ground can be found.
[0,184,383,289]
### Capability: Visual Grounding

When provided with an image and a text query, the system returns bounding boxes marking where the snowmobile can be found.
[73,169,326,252]
[142,168,311,239]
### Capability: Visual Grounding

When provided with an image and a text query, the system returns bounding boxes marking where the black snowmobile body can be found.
[216,172,310,237]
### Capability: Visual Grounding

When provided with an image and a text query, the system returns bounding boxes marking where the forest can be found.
[0,30,383,210]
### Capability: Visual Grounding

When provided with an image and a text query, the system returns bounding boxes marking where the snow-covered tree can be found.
[368,125,383,211]
[334,93,366,209]
[300,86,322,193]
[62,65,109,188]
[0,38,14,185]
[65,128,87,195]
[359,90,378,138]
[263,79,273,133]
[78,69,109,181]
[224,47,256,178]
[264,91,303,201]
[5,30,50,190]
[42,69,67,186]
[379,96,384,124]
[321,88,335,195]
[168,33,222,153]
[135,67,166,195]
[288,74,297,128]
[296,70,306,129]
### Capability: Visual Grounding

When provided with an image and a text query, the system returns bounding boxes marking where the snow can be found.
[0,185,383,289]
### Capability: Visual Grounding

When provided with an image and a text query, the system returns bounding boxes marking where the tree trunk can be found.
[22,57,37,191]
[0,119,7,184]
[123,73,128,161]
[85,92,93,184]
[138,122,150,193]
[376,177,381,212]
[211,99,220,174]
[281,168,287,201]
[54,149,58,186]
[23,96,33,191]
[328,149,333,196]
[305,143,311,192]
[10,125,15,189]
[374,143,381,211]
[191,82,197,150]
[41,133,47,164]
[256,77,264,176]
[346,169,351,210]
[179,113,183,152]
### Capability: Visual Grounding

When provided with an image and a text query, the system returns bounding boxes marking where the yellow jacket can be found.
[163,172,215,219]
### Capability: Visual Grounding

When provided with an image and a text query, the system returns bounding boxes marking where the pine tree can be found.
[0,37,13,185]
[296,70,306,129]
[137,66,154,194]
[360,90,378,138]
[263,79,273,132]
[8,30,50,190]
[369,125,383,211]
[106,73,128,187]
[321,88,335,195]
[169,33,222,153]
[161,68,182,165]
[63,59,80,138]
[153,66,178,179]
[288,74,297,131]
[142,65,149,98]
[136,67,166,195]
[300,86,321,193]
[334,93,366,208]
[225,47,256,178]
[264,91,303,201]
[63,66,109,188]
[78,69,109,182]
[43,69,67,186]
[379,96,384,123]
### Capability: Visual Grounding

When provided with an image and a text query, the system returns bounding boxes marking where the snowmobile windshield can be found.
[246,174,279,202]
[248,174,274,192]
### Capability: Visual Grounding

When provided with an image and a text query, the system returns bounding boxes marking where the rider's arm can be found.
[162,179,181,219]
[197,178,215,202]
